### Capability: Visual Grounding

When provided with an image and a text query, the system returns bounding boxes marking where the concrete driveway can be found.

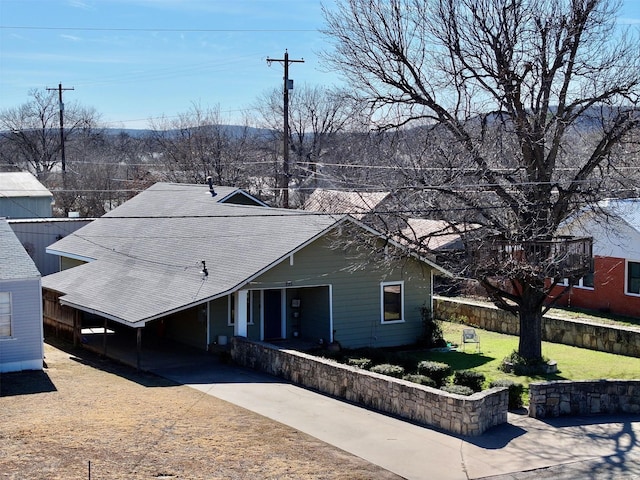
[151,358,640,480]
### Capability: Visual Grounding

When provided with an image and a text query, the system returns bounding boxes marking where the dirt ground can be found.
[0,339,401,480]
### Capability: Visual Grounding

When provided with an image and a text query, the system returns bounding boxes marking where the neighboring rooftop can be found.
[0,172,52,198]
[402,219,461,251]
[600,198,640,232]
[303,189,390,219]
[0,218,41,280]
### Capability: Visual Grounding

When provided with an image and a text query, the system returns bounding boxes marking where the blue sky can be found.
[1,0,640,129]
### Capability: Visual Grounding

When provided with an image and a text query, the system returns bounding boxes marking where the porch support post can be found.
[280,288,287,339]
[234,290,248,337]
[72,311,81,347]
[136,327,142,371]
[328,284,334,343]
[205,302,210,350]
[102,316,108,356]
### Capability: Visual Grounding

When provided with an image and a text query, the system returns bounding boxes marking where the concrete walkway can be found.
[152,358,640,480]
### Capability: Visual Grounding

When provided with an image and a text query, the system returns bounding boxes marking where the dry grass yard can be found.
[0,340,401,480]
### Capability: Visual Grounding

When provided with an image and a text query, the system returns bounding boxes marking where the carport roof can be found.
[42,183,344,326]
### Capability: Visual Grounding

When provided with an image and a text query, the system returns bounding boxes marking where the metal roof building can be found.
[0,172,53,219]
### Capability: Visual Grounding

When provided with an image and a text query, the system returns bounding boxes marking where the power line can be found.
[0,25,318,33]
[0,176,638,195]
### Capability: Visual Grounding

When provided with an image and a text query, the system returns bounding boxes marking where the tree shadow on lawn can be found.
[0,369,57,397]
[420,350,495,370]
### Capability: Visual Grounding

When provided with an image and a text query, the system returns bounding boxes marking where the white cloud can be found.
[67,0,94,10]
[60,34,82,42]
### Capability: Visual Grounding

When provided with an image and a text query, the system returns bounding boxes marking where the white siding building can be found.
[0,218,43,372]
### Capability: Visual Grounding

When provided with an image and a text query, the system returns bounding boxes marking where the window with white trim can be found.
[228,292,254,326]
[558,271,594,290]
[381,281,404,323]
[627,261,640,295]
[0,292,12,337]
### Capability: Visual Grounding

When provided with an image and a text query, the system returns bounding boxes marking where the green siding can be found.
[251,235,433,349]
[247,290,261,338]
[60,257,86,271]
[164,304,206,349]
[221,193,264,206]
[207,292,261,345]
[286,287,330,342]
[208,296,233,345]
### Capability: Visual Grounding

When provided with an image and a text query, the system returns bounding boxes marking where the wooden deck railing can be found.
[469,236,593,278]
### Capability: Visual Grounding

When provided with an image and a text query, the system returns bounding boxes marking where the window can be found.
[228,295,234,326]
[381,282,404,323]
[0,292,12,337]
[580,271,595,289]
[228,292,253,326]
[627,261,640,295]
[558,271,594,290]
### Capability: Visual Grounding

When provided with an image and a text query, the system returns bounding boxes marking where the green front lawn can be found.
[314,321,640,405]
[435,321,640,391]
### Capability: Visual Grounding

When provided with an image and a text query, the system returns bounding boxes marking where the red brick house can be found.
[552,199,640,318]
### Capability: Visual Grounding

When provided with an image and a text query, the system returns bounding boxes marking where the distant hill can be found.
[103,125,275,139]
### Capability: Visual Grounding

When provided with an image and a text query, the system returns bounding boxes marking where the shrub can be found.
[370,363,405,378]
[417,361,452,387]
[387,352,420,372]
[441,385,474,396]
[351,347,388,366]
[490,379,525,410]
[417,305,446,348]
[314,349,344,362]
[500,350,549,375]
[347,357,372,370]
[453,370,486,392]
[403,374,437,388]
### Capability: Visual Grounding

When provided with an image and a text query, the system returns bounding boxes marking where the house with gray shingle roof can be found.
[42,183,445,363]
[0,218,43,372]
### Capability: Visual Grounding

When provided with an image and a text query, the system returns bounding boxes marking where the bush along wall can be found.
[230,337,509,436]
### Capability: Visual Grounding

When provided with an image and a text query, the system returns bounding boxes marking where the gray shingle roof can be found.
[43,183,344,326]
[0,218,41,280]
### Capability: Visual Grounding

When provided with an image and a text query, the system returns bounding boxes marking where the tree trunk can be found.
[517,284,545,361]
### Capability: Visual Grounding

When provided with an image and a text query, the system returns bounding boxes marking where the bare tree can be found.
[254,84,366,206]
[147,103,253,187]
[322,0,640,363]
[0,88,98,178]
[61,128,154,217]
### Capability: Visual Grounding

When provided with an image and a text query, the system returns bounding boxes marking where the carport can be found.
[79,323,216,372]
[43,288,211,370]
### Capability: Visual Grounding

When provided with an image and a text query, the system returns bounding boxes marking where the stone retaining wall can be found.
[230,337,508,436]
[529,380,640,418]
[434,296,640,357]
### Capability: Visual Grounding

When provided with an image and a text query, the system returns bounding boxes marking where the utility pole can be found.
[266,50,304,208]
[47,83,74,173]
[47,83,74,215]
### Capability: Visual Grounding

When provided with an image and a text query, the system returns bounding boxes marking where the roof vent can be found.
[206,176,217,197]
